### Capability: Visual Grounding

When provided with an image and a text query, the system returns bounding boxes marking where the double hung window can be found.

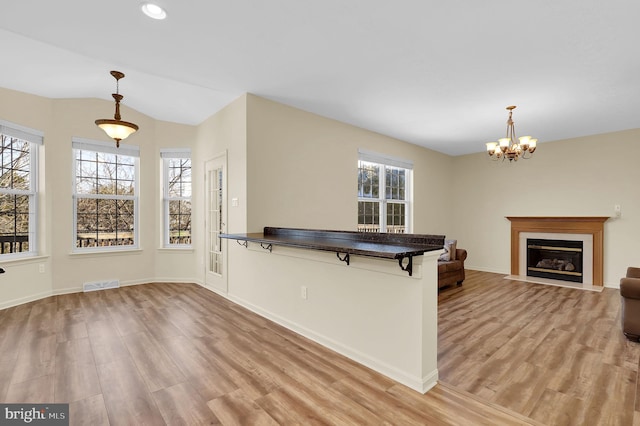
[72,139,139,251]
[357,149,412,233]
[161,150,192,247]
[0,120,42,258]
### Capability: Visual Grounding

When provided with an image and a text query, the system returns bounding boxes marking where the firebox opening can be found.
[527,238,583,283]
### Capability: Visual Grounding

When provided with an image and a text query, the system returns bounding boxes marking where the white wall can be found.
[451,129,640,287]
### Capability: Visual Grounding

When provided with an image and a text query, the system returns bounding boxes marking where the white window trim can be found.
[357,149,413,233]
[358,148,414,170]
[161,149,192,248]
[0,119,42,260]
[72,138,140,253]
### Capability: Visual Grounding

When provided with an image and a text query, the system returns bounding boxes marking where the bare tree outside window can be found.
[75,149,137,248]
[164,156,191,246]
[0,135,34,254]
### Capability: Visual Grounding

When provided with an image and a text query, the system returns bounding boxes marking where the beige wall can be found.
[151,120,199,283]
[0,88,53,306]
[1,84,636,309]
[50,98,155,293]
[196,94,248,235]
[451,129,640,286]
[0,87,201,308]
[245,94,453,235]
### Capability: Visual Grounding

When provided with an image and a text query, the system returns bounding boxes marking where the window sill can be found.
[69,248,143,258]
[158,247,194,253]
[0,254,50,266]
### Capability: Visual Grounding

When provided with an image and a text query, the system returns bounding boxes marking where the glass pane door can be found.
[205,153,227,292]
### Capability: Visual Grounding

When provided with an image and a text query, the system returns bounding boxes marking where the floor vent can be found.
[83,279,120,292]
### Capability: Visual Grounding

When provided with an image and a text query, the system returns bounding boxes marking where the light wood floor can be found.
[439,270,640,426]
[0,270,633,425]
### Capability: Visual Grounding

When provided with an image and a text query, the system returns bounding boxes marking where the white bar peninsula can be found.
[221,227,444,393]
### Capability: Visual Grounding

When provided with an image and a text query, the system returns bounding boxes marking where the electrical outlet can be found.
[301,286,308,300]
[38,263,45,273]
[614,204,622,217]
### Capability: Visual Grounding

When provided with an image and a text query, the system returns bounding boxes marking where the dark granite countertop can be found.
[221,227,444,260]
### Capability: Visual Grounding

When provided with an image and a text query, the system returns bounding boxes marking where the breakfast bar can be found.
[220,227,445,393]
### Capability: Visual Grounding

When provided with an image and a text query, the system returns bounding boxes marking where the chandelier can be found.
[95,71,139,148]
[485,106,537,161]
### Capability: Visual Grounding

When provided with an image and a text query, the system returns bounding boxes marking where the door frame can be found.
[204,151,228,294]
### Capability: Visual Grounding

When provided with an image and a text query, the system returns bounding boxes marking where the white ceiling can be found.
[1,0,639,156]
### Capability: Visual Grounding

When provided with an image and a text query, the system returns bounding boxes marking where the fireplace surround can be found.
[506,216,608,287]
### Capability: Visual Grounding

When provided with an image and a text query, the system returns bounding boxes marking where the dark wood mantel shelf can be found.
[220,227,444,276]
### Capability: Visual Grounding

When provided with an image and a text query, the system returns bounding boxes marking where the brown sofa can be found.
[620,267,640,340]
[438,248,467,289]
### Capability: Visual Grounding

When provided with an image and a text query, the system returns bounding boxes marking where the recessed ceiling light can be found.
[141,3,167,20]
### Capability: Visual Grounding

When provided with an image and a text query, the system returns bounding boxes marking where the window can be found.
[357,149,412,233]
[0,120,42,258]
[73,139,139,251]
[161,149,192,247]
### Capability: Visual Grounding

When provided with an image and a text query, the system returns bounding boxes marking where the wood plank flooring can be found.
[438,270,640,426]
[1,271,634,425]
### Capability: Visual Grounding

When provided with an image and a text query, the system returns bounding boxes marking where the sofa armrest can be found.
[455,248,467,263]
[621,277,640,299]
[627,267,640,279]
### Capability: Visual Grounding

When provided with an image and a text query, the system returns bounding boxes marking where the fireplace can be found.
[506,216,608,287]
[527,238,583,283]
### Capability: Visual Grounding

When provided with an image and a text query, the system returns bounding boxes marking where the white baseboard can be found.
[150,277,202,285]
[466,265,509,274]
[0,290,54,310]
[2,279,204,309]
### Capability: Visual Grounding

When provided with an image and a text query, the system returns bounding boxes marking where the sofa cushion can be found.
[438,259,462,273]
[438,247,450,261]
[445,239,457,261]
[621,278,640,299]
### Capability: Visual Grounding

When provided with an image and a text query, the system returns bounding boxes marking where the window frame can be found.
[0,120,42,260]
[161,149,192,248]
[72,138,140,253]
[357,149,413,233]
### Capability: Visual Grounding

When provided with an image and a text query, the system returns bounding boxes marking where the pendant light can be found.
[95,70,139,148]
